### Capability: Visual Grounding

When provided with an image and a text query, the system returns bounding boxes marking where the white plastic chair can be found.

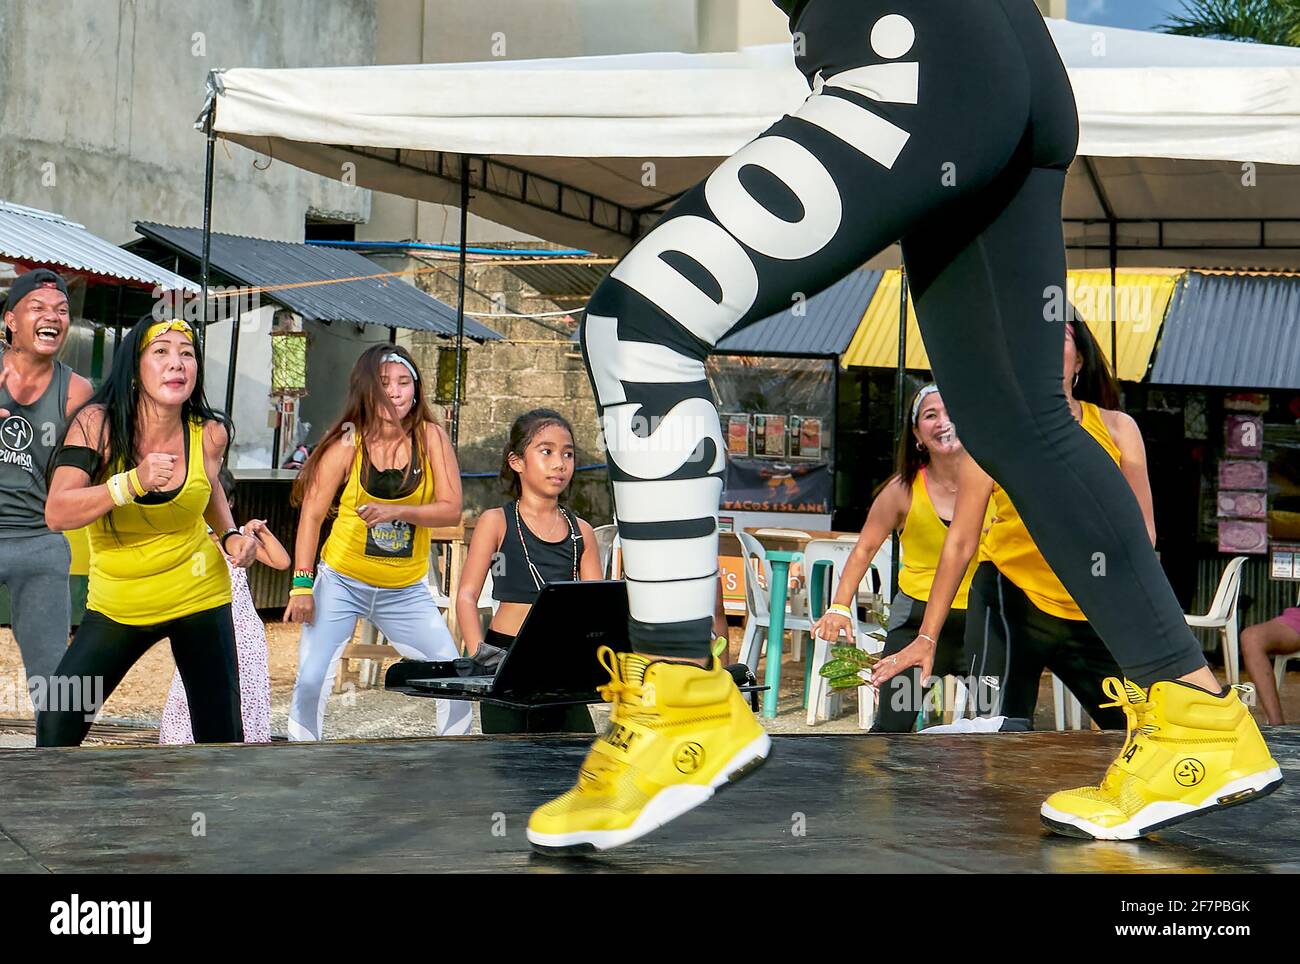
[1052,675,1086,730]
[427,545,497,618]
[1272,587,1300,698]
[1274,652,1294,699]
[736,531,813,697]
[592,524,619,579]
[751,528,812,659]
[1185,556,1249,685]
[802,538,884,728]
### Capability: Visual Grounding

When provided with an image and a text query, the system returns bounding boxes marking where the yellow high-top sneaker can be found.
[1041,677,1283,840]
[527,646,770,854]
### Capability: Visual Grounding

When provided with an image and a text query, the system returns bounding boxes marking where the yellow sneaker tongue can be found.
[617,652,652,687]
[1120,680,1149,704]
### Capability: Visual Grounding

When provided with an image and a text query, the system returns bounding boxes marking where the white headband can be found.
[381,352,418,382]
[911,384,939,425]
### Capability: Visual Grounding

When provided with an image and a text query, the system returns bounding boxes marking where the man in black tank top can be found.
[0,270,93,716]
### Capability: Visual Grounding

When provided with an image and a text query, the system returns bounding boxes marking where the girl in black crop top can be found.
[457,409,603,734]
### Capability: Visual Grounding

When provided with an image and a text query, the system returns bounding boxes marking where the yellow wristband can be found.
[289,587,314,597]
[126,468,144,498]
[826,603,854,618]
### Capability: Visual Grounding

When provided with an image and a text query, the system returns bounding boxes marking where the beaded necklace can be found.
[514,499,579,591]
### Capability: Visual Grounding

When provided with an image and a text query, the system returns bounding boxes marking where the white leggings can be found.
[288,562,472,740]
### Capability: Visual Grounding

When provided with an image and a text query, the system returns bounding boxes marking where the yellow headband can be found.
[140,319,195,353]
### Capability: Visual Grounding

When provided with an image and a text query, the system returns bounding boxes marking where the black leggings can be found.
[965,563,1126,730]
[581,0,1206,682]
[37,605,243,747]
[871,592,968,733]
[477,630,596,735]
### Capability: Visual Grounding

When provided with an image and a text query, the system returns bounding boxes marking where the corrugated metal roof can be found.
[1151,272,1300,388]
[843,268,1179,381]
[0,201,197,291]
[1065,270,1182,382]
[505,261,612,300]
[133,222,501,340]
[715,269,883,357]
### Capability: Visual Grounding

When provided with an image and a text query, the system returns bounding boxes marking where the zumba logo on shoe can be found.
[674,741,704,774]
[1174,758,1205,787]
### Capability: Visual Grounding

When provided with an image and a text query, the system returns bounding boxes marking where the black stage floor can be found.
[1,730,1297,873]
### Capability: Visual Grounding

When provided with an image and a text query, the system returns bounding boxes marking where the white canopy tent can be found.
[196,16,1300,446]
[200,18,1300,268]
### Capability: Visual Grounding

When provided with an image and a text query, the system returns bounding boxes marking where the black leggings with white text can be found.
[581,0,1206,685]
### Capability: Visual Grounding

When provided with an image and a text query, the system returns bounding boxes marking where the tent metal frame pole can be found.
[1109,219,1119,377]
[199,113,217,364]
[891,267,908,599]
[224,306,242,416]
[451,155,471,449]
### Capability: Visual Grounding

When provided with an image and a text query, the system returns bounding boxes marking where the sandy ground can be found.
[1,621,1296,748]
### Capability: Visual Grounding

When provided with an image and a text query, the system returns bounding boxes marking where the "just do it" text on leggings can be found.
[580,0,1207,685]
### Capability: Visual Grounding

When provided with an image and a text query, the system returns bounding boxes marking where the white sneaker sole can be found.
[1040,766,1284,841]
[527,731,772,855]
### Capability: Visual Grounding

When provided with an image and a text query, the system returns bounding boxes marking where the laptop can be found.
[385,580,633,709]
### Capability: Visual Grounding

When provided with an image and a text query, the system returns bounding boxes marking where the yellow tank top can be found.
[320,440,434,589]
[66,526,91,577]
[897,470,989,609]
[981,401,1121,621]
[88,419,231,625]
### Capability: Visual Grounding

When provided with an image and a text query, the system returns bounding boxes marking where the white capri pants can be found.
[288,561,472,740]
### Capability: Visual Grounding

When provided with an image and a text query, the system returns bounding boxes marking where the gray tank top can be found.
[0,354,73,537]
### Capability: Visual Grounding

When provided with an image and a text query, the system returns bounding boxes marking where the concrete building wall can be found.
[362,0,792,247]
[0,1,388,470]
[404,260,610,523]
[298,320,395,449]
[0,0,375,245]
[202,304,277,468]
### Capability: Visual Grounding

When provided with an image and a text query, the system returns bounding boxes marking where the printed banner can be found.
[722,458,831,514]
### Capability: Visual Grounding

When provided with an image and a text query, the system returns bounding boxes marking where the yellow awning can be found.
[841,269,1184,382]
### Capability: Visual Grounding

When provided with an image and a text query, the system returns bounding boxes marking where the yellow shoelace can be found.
[595,645,645,707]
[1096,677,1153,790]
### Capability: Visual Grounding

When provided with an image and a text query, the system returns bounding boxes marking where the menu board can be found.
[1270,543,1300,580]
[1226,415,1264,457]
[790,416,823,459]
[722,413,750,457]
[1217,491,1267,519]
[1219,460,1267,489]
[1217,414,1268,554]
[753,414,787,459]
[1219,520,1268,555]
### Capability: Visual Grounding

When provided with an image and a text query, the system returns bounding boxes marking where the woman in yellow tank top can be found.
[874,320,1151,729]
[811,383,990,732]
[285,345,470,741]
[39,318,260,747]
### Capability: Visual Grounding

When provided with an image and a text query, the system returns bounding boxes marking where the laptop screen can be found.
[493,580,632,700]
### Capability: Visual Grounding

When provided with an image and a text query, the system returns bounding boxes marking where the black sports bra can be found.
[491,501,584,605]
[365,462,422,500]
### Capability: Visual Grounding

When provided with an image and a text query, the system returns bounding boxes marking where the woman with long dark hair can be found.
[811,384,990,732]
[39,317,257,746]
[872,319,1136,731]
[285,345,470,740]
